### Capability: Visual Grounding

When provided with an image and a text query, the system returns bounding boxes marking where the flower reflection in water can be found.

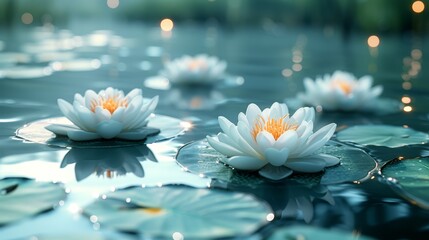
[215,179,334,223]
[60,145,156,181]
[281,182,334,223]
[164,86,224,110]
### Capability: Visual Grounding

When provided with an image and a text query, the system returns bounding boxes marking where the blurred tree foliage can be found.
[0,0,426,34]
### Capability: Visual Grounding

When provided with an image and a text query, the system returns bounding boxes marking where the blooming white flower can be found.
[45,87,159,141]
[207,102,339,180]
[160,54,227,85]
[297,71,383,111]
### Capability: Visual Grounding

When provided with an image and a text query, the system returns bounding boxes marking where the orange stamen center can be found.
[251,115,297,141]
[332,80,353,95]
[188,59,206,70]
[141,207,164,215]
[90,96,128,114]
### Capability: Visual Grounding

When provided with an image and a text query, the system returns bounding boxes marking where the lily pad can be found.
[0,178,67,226]
[268,225,375,240]
[175,140,377,186]
[381,157,429,208]
[83,185,272,239]
[15,115,186,148]
[336,125,429,148]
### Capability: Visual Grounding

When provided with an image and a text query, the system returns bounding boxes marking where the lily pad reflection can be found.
[83,185,272,239]
[212,179,334,223]
[60,145,156,181]
[15,115,187,148]
[336,125,429,148]
[0,178,66,226]
[268,225,374,240]
[176,140,377,185]
[382,157,429,208]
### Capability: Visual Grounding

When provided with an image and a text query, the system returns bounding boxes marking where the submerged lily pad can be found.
[83,185,272,239]
[268,225,374,240]
[15,115,186,148]
[381,157,429,208]
[0,178,66,225]
[336,125,428,148]
[175,140,377,185]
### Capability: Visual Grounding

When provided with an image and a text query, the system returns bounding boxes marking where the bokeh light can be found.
[160,18,174,31]
[403,106,413,112]
[412,1,425,13]
[21,13,33,25]
[107,0,120,9]
[367,35,380,48]
[401,96,412,104]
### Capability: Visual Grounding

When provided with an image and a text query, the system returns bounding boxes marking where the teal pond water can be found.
[1,22,429,239]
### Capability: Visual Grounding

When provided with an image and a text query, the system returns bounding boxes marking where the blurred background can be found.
[0,0,427,35]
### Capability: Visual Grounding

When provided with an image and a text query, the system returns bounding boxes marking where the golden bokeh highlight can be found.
[21,12,33,25]
[107,0,120,9]
[401,96,411,104]
[367,35,380,48]
[160,18,174,32]
[403,106,413,112]
[412,1,425,13]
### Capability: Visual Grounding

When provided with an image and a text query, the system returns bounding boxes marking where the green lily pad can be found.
[268,225,375,240]
[381,157,429,208]
[336,125,429,148]
[15,114,186,148]
[0,178,67,226]
[175,140,377,185]
[83,185,272,239]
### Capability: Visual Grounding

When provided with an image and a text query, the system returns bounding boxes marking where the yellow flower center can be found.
[91,97,128,114]
[251,115,297,141]
[141,207,164,215]
[188,59,206,70]
[332,80,353,95]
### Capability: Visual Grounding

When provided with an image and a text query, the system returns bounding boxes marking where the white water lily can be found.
[161,54,227,85]
[207,102,339,180]
[297,71,383,111]
[45,87,160,141]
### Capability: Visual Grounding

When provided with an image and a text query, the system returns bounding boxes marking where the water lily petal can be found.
[96,120,124,139]
[258,165,293,180]
[246,103,262,126]
[256,131,275,150]
[286,156,327,173]
[111,107,125,122]
[297,123,336,157]
[218,116,234,134]
[264,147,289,166]
[269,102,289,119]
[116,127,160,140]
[126,88,142,100]
[275,131,298,150]
[226,155,267,170]
[318,154,340,167]
[45,123,79,136]
[74,104,97,131]
[84,90,98,109]
[207,136,244,156]
[57,99,82,128]
[67,129,100,141]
